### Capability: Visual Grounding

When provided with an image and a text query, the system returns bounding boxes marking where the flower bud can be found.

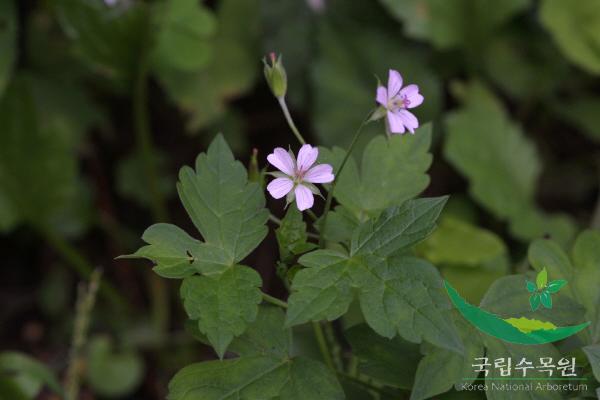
[263,52,287,99]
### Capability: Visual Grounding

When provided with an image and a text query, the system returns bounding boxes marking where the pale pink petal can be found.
[387,111,406,134]
[296,144,319,172]
[267,177,294,199]
[399,84,423,108]
[294,184,314,211]
[304,164,334,184]
[398,109,419,133]
[387,69,403,98]
[376,86,388,106]
[267,147,295,176]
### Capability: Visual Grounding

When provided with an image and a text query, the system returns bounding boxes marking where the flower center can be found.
[388,95,409,111]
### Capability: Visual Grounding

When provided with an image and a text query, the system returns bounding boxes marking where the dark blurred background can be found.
[1,0,599,398]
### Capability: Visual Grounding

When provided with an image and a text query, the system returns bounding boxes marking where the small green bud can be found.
[263,52,287,99]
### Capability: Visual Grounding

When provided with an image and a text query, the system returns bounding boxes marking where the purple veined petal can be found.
[296,144,319,173]
[387,69,403,98]
[386,111,406,134]
[399,84,423,108]
[376,86,388,106]
[398,109,419,133]
[267,147,296,176]
[294,184,314,211]
[303,164,334,184]
[267,177,294,199]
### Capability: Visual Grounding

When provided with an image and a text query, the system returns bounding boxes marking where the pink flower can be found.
[376,69,424,134]
[266,144,334,211]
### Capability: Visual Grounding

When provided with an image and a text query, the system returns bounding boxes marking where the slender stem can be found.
[262,292,288,309]
[133,14,170,335]
[269,214,282,225]
[306,209,318,222]
[39,227,125,310]
[134,16,168,222]
[64,270,102,400]
[312,321,335,370]
[277,97,306,145]
[319,117,370,247]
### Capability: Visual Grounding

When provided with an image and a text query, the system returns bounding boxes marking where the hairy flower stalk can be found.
[267,144,334,211]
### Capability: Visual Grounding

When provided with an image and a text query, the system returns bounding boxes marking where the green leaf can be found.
[180,266,262,358]
[529,293,541,311]
[351,197,448,258]
[358,256,462,353]
[119,223,230,278]
[288,250,463,353]
[539,290,552,309]
[546,279,567,293]
[125,135,268,277]
[285,250,355,326]
[151,0,216,71]
[177,135,268,267]
[319,126,433,219]
[572,230,600,343]
[228,306,291,358]
[86,336,144,398]
[155,0,260,130]
[0,0,17,96]
[540,0,600,74]
[526,280,536,293]
[276,207,317,263]
[168,355,344,400]
[345,324,421,389]
[444,82,575,244]
[410,313,484,400]
[536,267,548,289]
[318,205,359,244]
[583,344,600,382]
[288,197,461,352]
[311,10,442,147]
[0,352,63,398]
[174,305,343,399]
[379,0,530,50]
[419,216,506,267]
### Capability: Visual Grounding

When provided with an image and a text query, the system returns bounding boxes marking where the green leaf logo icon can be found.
[536,267,548,289]
[526,268,567,311]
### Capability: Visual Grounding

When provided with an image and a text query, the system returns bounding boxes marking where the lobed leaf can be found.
[168,306,343,400]
[319,126,433,219]
[351,196,448,258]
[180,266,262,358]
[177,134,269,266]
